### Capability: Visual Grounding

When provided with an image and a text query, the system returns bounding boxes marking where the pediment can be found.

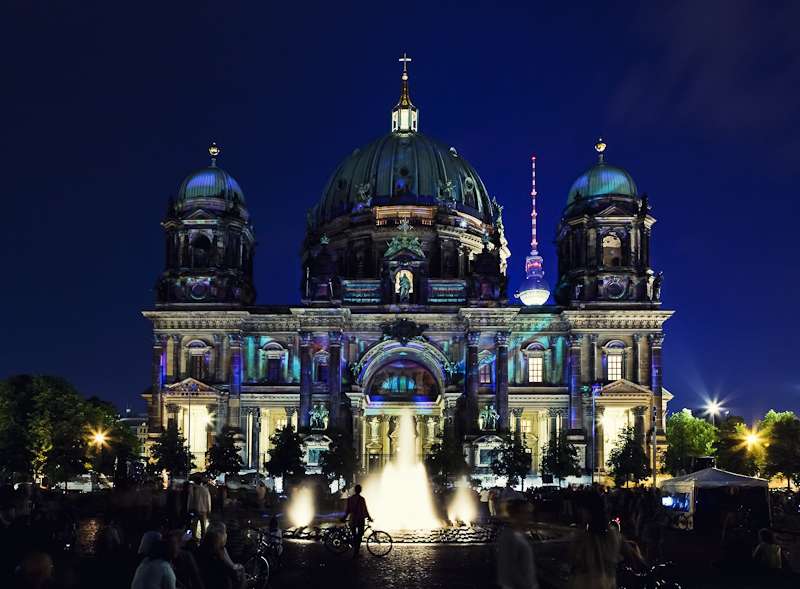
[165,378,219,394]
[383,235,426,260]
[184,208,219,221]
[596,204,632,218]
[599,379,653,396]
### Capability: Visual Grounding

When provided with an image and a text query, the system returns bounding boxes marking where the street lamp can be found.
[705,401,723,427]
[92,429,108,472]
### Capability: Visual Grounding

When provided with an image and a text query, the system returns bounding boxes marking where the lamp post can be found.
[92,430,108,473]
[706,401,722,427]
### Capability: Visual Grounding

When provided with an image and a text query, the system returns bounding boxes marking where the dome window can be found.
[602,234,621,267]
[191,235,212,268]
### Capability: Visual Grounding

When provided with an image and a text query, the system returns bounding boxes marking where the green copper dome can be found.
[178,164,245,204]
[566,161,637,206]
[313,132,495,227]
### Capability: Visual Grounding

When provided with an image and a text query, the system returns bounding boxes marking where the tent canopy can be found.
[658,467,768,489]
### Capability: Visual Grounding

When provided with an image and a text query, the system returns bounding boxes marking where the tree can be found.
[207,428,244,478]
[85,396,140,476]
[265,425,305,481]
[663,409,717,476]
[540,430,580,487]
[319,429,358,486]
[0,375,37,478]
[425,421,469,486]
[150,422,194,480]
[490,433,532,489]
[761,413,800,490]
[606,426,651,487]
[714,416,757,476]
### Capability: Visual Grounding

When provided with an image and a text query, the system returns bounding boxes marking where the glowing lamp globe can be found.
[518,274,550,306]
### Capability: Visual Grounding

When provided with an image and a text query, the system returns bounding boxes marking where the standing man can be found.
[191,480,211,540]
[496,500,539,589]
[341,484,371,558]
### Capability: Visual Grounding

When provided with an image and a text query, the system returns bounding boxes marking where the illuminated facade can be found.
[143,70,672,485]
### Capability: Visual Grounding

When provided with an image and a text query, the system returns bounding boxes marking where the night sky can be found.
[3,2,799,425]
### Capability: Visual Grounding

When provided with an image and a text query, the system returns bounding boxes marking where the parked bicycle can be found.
[244,527,280,589]
[618,561,682,589]
[324,521,393,556]
[656,509,688,530]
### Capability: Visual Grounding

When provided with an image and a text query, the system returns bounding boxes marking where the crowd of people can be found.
[0,477,284,589]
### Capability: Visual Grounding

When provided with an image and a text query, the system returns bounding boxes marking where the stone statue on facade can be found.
[480,404,500,431]
[398,273,412,301]
[653,271,664,301]
[310,405,329,430]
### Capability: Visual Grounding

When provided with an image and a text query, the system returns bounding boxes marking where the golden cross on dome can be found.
[399,53,411,80]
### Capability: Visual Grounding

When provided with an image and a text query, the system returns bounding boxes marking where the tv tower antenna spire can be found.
[517,156,551,306]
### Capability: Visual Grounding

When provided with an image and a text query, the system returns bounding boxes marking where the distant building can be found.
[142,66,672,485]
[121,407,149,458]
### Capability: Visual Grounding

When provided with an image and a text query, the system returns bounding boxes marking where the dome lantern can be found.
[391,53,418,132]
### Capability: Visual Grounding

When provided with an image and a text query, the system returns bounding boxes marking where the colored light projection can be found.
[367,360,437,400]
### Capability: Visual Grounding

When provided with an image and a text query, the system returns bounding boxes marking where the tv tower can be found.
[518,157,551,305]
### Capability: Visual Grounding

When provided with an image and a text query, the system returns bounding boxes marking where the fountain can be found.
[288,486,315,528]
[363,413,440,530]
[447,485,477,526]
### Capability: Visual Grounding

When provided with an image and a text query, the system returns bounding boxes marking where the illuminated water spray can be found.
[447,485,477,525]
[288,487,315,528]
[364,414,439,530]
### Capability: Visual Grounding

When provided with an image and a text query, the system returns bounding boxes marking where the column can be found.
[466,332,481,432]
[213,334,223,382]
[165,403,180,429]
[584,406,594,475]
[513,336,524,384]
[633,406,647,446]
[149,335,166,434]
[285,334,296,383]
[494,332,510,430]
[548,409,559,442]
[171,334,182,383]
[649,333,665,430]
[228,335,243,429]
[285,407,296,430]
[511,407,524,439]
[632,334,641,385]
[642,227,651,269]
[299,332,314,430]
[329,331,343,430]
[250,335,259,383]
[566,334,584,432]
[549,336,559,385]
[352,407,365,475]
[588,334,598,384]
[594,405,606,473]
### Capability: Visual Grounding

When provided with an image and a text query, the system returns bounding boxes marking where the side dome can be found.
[566,161,637,206]
[178,165,245,204]
[313,132,494,227]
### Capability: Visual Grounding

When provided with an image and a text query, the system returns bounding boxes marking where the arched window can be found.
[604,341,625,381]
[314,357,329,384]
[261,343,287,383]
[522,342,548,384]
[602,234,621,267]
[187,341,211,380]
[191,234,212,268]
[478,350,495,385]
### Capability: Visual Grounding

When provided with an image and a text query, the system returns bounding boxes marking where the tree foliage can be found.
[265,425,305,480]
[490,433,532,488]
[0,376,37,477]
[760,412,800,490]
[607,426,651,487]
[425,421,469,486]
[319,429,358,485]
[714,416,757,476]
[206,428,244,477]
[85,396,140,476]
[150,422,194,480]
[663,409,717,476]
[540,430,580,486]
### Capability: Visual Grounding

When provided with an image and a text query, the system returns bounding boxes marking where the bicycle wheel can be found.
[366,530,393,556]
[674,514,688,530]
[482,537,499,563]
[325,529,350,555]
[244,555,269,589]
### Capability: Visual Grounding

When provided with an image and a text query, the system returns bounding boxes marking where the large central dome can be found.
[312,132,494,228]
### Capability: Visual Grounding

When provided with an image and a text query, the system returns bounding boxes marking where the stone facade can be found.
[143,81,673,486]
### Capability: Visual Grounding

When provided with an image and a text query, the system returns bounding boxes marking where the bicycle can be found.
[244,528,279,589]
[656,509,688,530]
[324,521,393,556]
[618,561,682,589]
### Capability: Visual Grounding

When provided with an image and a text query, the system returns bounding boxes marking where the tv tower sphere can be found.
[518,157,551,306]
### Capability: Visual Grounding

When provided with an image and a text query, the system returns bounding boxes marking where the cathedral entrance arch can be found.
[354,339,450,396]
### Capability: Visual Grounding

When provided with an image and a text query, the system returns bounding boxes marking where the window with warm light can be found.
[528,357,543,383]
[608,354,622,381]
[521,420,531,434]
[276,418,287,431]
[479,364,492,384]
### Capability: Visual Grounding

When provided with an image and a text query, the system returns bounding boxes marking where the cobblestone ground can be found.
[273,541,513,589]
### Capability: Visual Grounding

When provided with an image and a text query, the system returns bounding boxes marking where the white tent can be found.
[658,468,770,529]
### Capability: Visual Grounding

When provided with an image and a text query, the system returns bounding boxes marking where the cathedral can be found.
[143,64,673,486]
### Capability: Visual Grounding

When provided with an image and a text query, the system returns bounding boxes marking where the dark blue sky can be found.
[3,1,799,425]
